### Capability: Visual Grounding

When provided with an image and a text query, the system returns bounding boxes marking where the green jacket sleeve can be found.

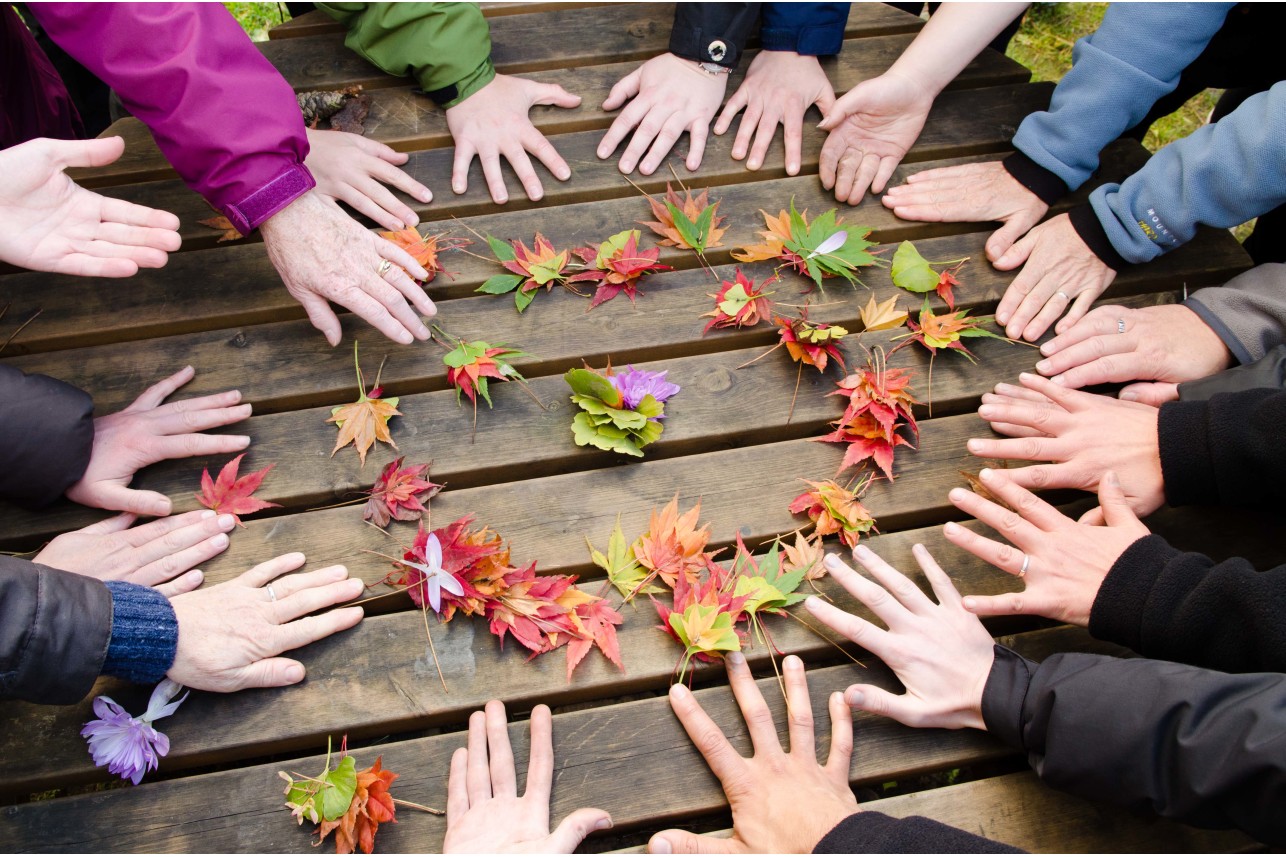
[316,2,494,108]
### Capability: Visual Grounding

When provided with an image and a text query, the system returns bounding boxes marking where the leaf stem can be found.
[392,798,445,816]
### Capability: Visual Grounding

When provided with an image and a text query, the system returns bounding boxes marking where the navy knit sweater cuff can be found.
[102,581,178,684]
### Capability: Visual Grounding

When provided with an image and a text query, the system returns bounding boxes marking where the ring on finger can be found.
[376,259,393,277]
[1117,318,1126,334]
[1018,554,1030,578]
[266,583,278,602]
[1056,290,1071,302]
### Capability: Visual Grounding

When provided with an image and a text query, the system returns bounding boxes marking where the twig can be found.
[393,798,444,816]
[0,307,41,355]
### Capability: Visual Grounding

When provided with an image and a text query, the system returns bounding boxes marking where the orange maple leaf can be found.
[631,495,713,591]
[379,228,466,284]
[328,344,400,467]
[731,208,791,263]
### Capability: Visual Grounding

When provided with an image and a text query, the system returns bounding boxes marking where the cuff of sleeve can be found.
[980,644,1035,751]
[1068,203,1129,271]
[1184,294,1255,365]
[429,56,496,109]
[669,30,741,67]
[102,581,178,685]
[761,25,844,56]
[1088,534,1177,652]
[1157,398,1215,505]
[222,163,316,235]
[1002,151,1068,206]
[814,813,897,853]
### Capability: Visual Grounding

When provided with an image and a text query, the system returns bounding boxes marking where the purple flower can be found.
[81,679,188,785]
[609,366,681,410]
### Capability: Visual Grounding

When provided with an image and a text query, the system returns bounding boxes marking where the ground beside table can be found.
[0,4,1266,853]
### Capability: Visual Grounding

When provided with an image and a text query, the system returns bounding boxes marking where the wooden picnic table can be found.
[0,4,1273,852]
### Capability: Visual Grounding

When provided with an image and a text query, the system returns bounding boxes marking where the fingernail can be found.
[967,439,982,453]
[944,520,962,534]
[784,654,802,671]
[154,499,172,515]
[1052,375,1066,386]
[595,817,614,831]
[996,312,1010,325]
[651,837,673,854]
[978,404,996,419]
[789,161,799,174]
[558,168,571,181]
[347,578,365,596]
[1107,471,1120,487]
[187,569,204,583]
[846,689,864,706]
[727,651,746,666]
[1019,372,1036,382]
[948,488,967,503]
[211,533,229,549]
[962,596,976,610]
[669,683,688,699]
[201,510,216,519]
[853,544,873,559]
[399,331,414,344]
[285,664,305,683]
[805,595,822,611]
[330,566,349,581]
[1039,343,1055,356]
[1035,360,1051,374]
[824,553,844,569]
[452,183,464,194]
[218,514,236,530]
[1120,390,1138,401]
[979,467,995,481]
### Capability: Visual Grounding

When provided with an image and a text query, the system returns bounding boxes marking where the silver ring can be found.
[266,583,278,602]
[1056,290,1070,301]
[376,258,393,277]
[1117,318,1126,334]
[1018,554,1030,578]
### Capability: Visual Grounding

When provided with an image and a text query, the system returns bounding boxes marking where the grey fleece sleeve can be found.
[1185,263,1286,365]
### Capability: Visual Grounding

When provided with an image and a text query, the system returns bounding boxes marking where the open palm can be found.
[819,73,933,205]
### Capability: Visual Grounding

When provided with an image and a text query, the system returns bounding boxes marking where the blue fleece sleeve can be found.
[760,3,849,56]
[1011,2,1232,191]
[1089,82,1286,265]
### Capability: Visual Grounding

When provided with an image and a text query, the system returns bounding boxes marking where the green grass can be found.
[224,2,291,42]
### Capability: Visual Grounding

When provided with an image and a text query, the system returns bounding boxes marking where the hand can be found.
[945,469,1151,626]
[882,160,1048,262]
[1035,303,1233,404]
[0,136,180,277]
[805,544,994,730]
[33,510,235,597]
[649,653,857,854]
[166,552,364,692]
[305,129,433,232]
[715,51,835,176]
[993,213,1117,342]
[598,53,728,175]
[968,373,1165,516]
[65,366,251,516]
[259,189,433,346]
[446,74,579,204]
[818,71,932,205]
[444,700,611,853]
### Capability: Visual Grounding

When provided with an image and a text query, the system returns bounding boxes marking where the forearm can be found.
[670,2,763,68]
[1158,388,1286,506]
[1186,263,1286,364]
[1090,534,1286,673]
[31,3,312,234]
[0,365,93,507]
[884,3,1028,96]
[982,647,1286,845]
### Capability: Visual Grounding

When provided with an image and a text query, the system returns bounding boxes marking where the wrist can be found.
[1067,204,1129,271]
[222,164,316,236]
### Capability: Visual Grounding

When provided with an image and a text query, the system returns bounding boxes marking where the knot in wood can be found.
[227,331,249,349]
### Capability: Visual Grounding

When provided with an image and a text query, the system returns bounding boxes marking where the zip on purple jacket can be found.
[28,2,315,234]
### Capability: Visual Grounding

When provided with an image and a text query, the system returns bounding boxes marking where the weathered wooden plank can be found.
[255,3,923,92]
[81,82,1050,255]
[614,771,1254,854]
[72,37,1028,189]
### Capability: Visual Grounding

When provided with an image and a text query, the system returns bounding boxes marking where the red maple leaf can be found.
[565,595,624,681]
[817,361,920,481]
[570,230,670,309]
[362,457,442,528]
[193,453,280,526]
[701,269,775,334]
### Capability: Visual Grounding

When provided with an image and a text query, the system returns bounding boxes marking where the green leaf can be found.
[514,288,537,313]
[891,241,939,294]
[695,204,715,248]
[588,516,657,599]
[320,756,357,821]
[564,368,623,406]
[487,235,517,262]
[596,230,636,267]
[477,273,524,295]
[528,253,568,285]
[717,282,752,317]
[666,201,702,251]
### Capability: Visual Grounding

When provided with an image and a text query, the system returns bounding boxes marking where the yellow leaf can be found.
[860,294,908,333]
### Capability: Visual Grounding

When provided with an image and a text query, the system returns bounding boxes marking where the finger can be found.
[667,683,747,785]
[619,109,665,174]
[466,708,492,803]
[993,236,1038,324]
[1078,506,1107,527]
[821,552,915,629]
[369,158,433,206]
[1097,471,1142,529]
[847,153,882,206]
[725,651,782,756]
[155,568,204,598]
[601,67,641,112]
[524,703,554,801]
[745,107,782,171]
[990,381,1054,405]
[984,215,1038,263]
[818,134,841,190]
[134,533,229,587]
[53,254,140,278]
[240,551,308,588]
[447,747,469,821]
[271,604,365,652]
[547,808,613,852]
[478,148,511,204]
[150,431,253,461]
[975,400,1069,437]
[639,114,687,176]
[834,151,859,203]
[295,289,344,347]
[333,277,418,345]
[1054,288,1100,335]
[804,592,892,655]
[482,699,518,798]
[231,656,309,690]
[597,98,649,159]
[960,592,1035,618]
[781,655,816,758]
[451,141,475,196]
[824,690,853,779]
[1036,335,1136,385]
[94,221,183,253]
[967,468,1068,532]
[524,129,572,183]
[269,564,350,600]
[942,520,1029,580]
[273,577,366,625]
[124,366,195,412]
[533,82,582,110]
[81,511,138,535]
[350,175,419,231]
[947,486,1041,547]
[849,543,936,615]
[99,195,182,232]
[152,400,251,434]
[503,144,544,201]
[844,683,925,728]
[912,543,962,607]
[375,235,434,313]
[685,119,709,172]
[870,155,901,196]
[713,86,747,136]
[1023,287,1074,343]
[730,100,762,161]
[88,483,174,518]
[1120,381,1179,406]
[649,830,744,854]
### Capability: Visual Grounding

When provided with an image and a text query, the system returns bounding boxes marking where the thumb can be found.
[814,85,837,118]
[844,684,923,728]
[649,829,744,854]
[545,808,613,851]
[81,511,139,535]
[48,135,126,169]
[535,83,582,109]
[235,657,307,690]
[1097,471,1140,529]
[87,484,173,518]
[818,86,862,130]
[295,290,344,347]
[1078,506,1106,526]
[603,68,641,110]
[985,217,1033,263]
[993,230,1036,271]
[1120,381,1179,406]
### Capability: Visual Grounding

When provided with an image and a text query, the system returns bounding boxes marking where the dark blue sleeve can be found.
[760,3,849,56]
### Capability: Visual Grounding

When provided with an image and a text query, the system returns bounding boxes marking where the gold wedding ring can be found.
[376,259,393,277]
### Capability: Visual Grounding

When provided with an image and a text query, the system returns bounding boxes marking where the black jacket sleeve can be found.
[1090,534,1286,674]
[1157,387,1286,507]
[815,812,1023,853]
[669,3,762,67]
[982,646,1286,846]
[1179,344,1286,400]
[0,556,112,704]
[0,365,94,507]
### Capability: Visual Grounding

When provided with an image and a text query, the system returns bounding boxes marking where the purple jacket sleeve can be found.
[30,3,315,234]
